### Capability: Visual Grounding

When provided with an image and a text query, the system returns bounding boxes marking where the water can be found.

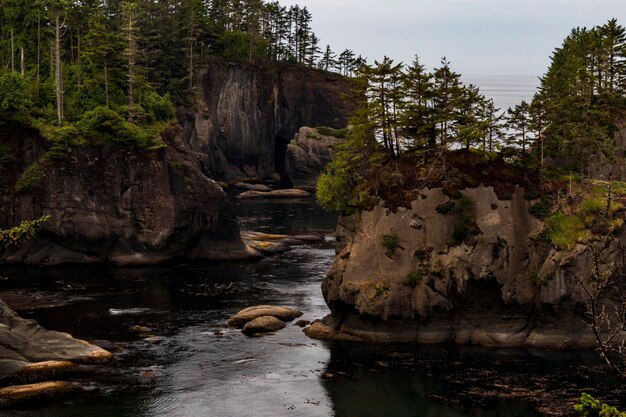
[0,198,624,416]
[463,74,540,112]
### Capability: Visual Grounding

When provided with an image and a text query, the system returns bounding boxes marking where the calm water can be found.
[0,200,623,416]
[463,74,540,111]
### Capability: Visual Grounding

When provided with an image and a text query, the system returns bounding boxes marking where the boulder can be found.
[227,305,303,328]
[237,189,311,199]
[241,316,286,336]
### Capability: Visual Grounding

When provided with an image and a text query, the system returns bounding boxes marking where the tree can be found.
[506,100,532,170]
[319,44,336,72]
[401,55,434,147]
[432,57,462,149]
[121,0,141,121]
[482,98,504,153]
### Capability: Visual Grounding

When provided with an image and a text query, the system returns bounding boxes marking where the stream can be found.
[0,198,623,417]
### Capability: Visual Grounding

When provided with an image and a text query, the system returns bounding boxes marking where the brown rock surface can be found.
[313,185,624,348]
[241,316,286,336]
[227,305,303,328]
[237,189,311,199]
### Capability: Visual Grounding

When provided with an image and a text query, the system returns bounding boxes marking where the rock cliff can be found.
[285,127,344,191]
[0,127,254,266]
[309,185,625,349]
[176,59,354,181]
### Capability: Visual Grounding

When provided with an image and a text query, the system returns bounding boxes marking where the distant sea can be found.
[463,74,540,112]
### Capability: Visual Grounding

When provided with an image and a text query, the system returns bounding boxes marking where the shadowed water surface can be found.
[0,199,623,417]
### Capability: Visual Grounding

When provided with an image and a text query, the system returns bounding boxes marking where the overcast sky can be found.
[279,0,626,76]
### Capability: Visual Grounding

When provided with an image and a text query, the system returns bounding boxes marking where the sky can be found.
[279,0,626,77]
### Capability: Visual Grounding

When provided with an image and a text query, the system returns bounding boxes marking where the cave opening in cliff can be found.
[273,135,291,186]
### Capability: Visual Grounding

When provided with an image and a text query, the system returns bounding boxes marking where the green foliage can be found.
[316,126,349,138]
[544,214,586,250]
[529,200,551,220]
[139,85,176,123]
[316,169,353,213]
[0,70,31,118]
[381,234,404,258]
[0,216,50,252]
[75,107,153,148]
[15,163,44,195]
[530,272,553,287]
[414,249,431,262]
[403,270,422,288]
[436,201,456,214]
[575,393,626,417]
[451,194,480,246]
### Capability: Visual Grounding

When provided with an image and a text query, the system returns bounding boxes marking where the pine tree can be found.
[432,57,462,149]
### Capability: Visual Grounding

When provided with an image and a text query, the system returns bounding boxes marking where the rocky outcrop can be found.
[312,185,625,349]
[177,59,354,182]
[285,127,344,191]
[0,299,111,379]
[0,127,253,266]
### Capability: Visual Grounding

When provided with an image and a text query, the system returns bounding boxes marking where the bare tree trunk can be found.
[104,62,109,108]
[76,30,81,88]
[20,46,24,76]
[36,14,40,97]
[10,28,14,72]
[55,10,64,124]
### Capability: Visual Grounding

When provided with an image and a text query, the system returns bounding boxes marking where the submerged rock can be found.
[241,316,286,336]
[0,381,83,408]
[227,305,303,328]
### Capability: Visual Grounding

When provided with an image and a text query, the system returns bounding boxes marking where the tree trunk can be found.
[20,46,24,76]
[10,28,14,72]
[55,10,63,124]
[104,62,109,108]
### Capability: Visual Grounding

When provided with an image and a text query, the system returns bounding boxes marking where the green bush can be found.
[0,70,31,117]
[436,200,455,214]
[316,168,352,212]
[414,249,431,262]
[76,106,152,148]
[140,85,175,122]
[451,195,480,246]
[15,163,44,195]
[0,215,50,251]
[544,214,586,250]
[575,393,626,417]
[529,200,551,220]
[382,234,404,258]
[403,270,422,288]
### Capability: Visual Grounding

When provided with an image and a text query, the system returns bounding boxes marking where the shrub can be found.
[0,215,50,251]
[316,168,352,212]
[76,106,151,148]
[544,214,586,250]
[575,393,626,417]
[15,163,44,195]
[529,200,551,220]
[451,194,480,246]
[140,85,175,122]
[414,249,431,262]
[403,270,422,288]
[436,200,455,214]
[381,234,404,258]
[0,70,31,116]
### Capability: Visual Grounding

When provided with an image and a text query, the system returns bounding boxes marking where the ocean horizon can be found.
[463,74,541,112]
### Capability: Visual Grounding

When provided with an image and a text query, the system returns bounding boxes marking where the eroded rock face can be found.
[285,127,344,191]
[0,130,252,266]
[177,59,354,181]
[317,186,625,348]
